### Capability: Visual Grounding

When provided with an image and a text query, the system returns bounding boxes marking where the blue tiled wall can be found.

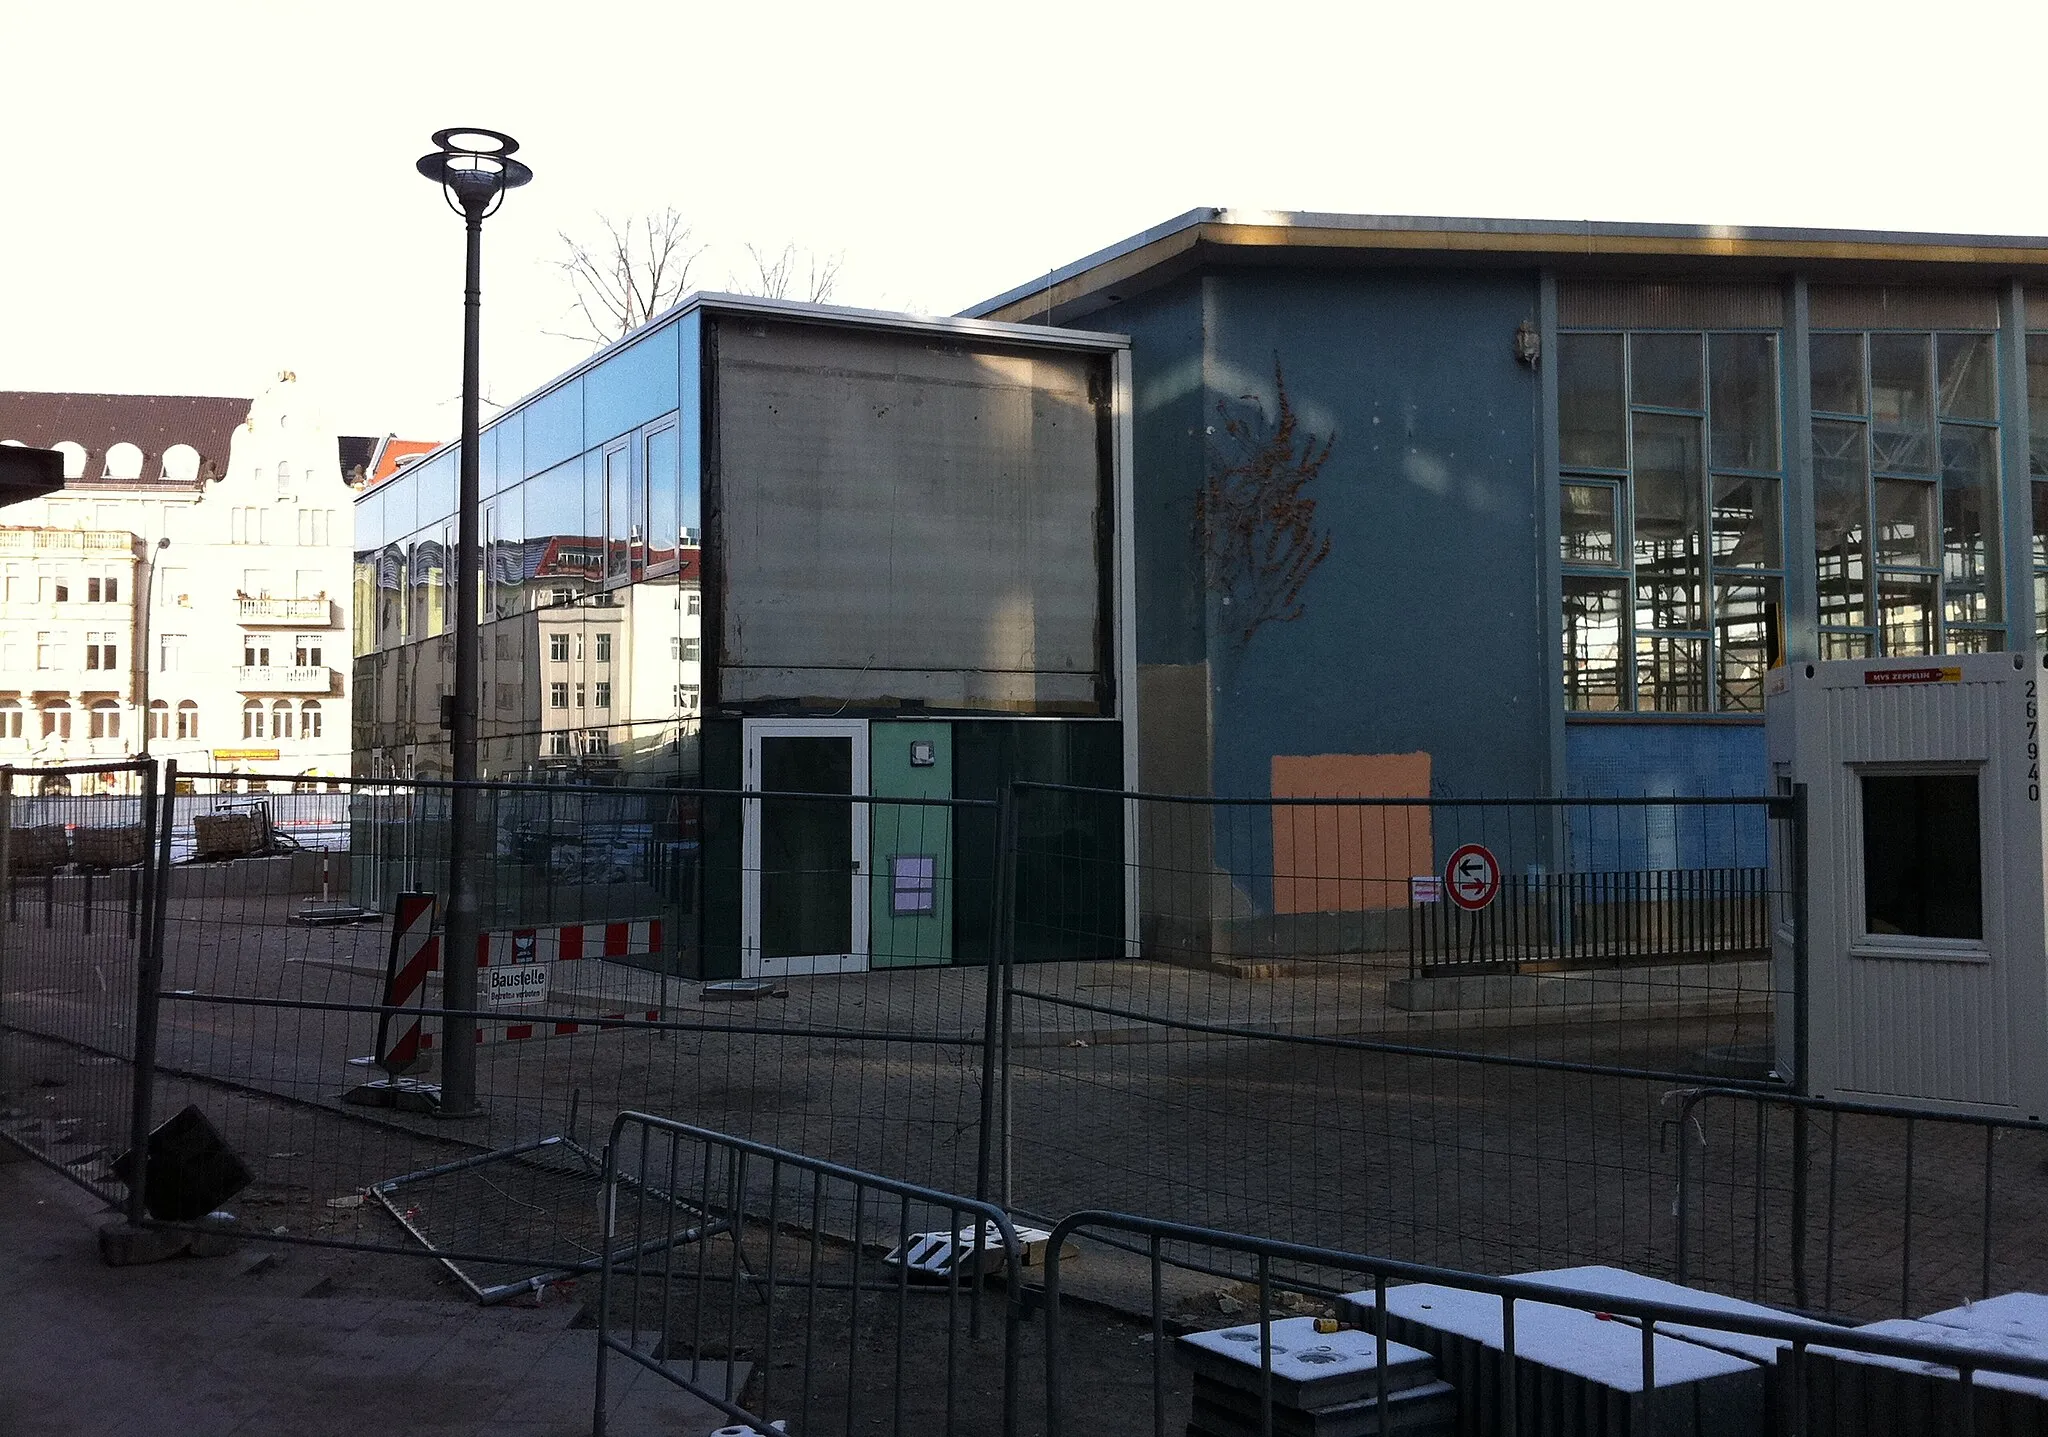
[1565,721,1770,869]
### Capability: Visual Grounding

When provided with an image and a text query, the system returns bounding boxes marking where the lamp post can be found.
[416,128,532,1118]
[137,536,170,759]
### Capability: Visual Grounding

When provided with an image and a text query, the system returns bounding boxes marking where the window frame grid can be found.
[1559,326,1788,715]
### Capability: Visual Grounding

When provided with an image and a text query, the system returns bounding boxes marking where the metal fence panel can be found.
[595,1113,1025,1437]
[999,787,1795,1287]
[110,771,1006,1281]
[0,760,157,1205]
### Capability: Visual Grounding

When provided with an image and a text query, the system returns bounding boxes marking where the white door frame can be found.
[742,717,869,977]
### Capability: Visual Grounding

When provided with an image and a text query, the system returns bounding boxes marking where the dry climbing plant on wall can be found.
[1195,359,1336,646]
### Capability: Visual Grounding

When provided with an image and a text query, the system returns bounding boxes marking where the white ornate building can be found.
[0,374,356,786]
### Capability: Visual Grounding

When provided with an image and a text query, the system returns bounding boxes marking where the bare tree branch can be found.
[551,209,705,346]
[731,242,844,303]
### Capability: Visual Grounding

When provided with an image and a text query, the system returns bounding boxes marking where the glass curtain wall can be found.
[351,312,702,786]
[1558,330,1784,712]
[1809,330,2002,657]
[2028,332,2048,647]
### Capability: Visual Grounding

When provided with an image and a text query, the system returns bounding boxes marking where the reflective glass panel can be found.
[1562,577,1626,711]
[416,450,457,529]
[1940,423,2001,625]
[1821,630,1872,659]
[1631,412,1704,630]
[1630,332,1704,410]
[1810,333,1866,415]
[2034,479,2048,567]
[646,423,680,571]
[604,442,632,586]
[1869,333,1934,473]
[1561,482,1617,564]
[1558,333,1627,468]
[1711,475,1780,568]
[523,378,584,477]
[1812,419,1870,629]
[585,325,682,448]
[1635,633,1706,713]
[489,483,524,620]
[1937,333,1996,420]
[1714,577,1779,712]
[2030,335,2048,478]
[1878,574,1935,655]
[1709,333,1779,471]
[1873,479,1935,568]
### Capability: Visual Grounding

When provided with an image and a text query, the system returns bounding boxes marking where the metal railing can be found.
[595,1113,1025,1437]
[1040,1208,2048,1437]
[1407,865,1772,974]
[1672,1085,2048,1319]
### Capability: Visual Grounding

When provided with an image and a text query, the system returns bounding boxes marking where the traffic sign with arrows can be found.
[1443,843,1502,911]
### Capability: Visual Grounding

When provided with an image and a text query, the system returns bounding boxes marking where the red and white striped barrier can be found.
[470,918,662,969]
[377,893,440,1074]
[343,892,442,1111]
[412,915,667,1052]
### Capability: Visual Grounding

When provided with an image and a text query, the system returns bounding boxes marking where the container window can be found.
[1861,772,1982,940]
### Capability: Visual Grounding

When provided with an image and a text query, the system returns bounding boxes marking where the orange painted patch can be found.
[1270,753,1433,915]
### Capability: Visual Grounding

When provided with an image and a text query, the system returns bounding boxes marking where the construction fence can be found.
[4,763,2046,1341]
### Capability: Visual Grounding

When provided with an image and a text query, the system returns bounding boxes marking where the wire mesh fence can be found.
[0,760,158,1207]
[63,768,1003,1289]
[15,759,2048,1333]
[998,786,1798,1289]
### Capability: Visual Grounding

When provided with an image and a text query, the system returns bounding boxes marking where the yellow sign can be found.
[211,748,281,762]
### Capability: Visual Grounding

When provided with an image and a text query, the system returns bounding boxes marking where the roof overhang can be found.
[0,445,65,506]
[964,208,2048,326]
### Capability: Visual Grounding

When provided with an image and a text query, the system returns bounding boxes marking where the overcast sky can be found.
[5,0,2043,440]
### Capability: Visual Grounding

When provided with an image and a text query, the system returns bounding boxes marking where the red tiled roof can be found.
[0,391,250,488]
[369,438,439,484]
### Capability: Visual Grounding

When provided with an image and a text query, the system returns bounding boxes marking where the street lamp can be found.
[137,536,170,759]
[417,127,532,1118]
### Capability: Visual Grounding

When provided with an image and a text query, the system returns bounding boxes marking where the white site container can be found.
[1764,652,2048,1120]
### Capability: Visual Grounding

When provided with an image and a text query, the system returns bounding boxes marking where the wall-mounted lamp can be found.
[1514,320,1541,368]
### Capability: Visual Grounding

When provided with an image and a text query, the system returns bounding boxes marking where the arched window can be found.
[161,444,200,482]
[0,700,20,739]
[176,700,199,740]
[300,700,322,739]
[242,700,264,740]
[89,702,120,739]
[272,700,293,739]
[41,700,72,739]
[103,442,143,480]
[276,460,292,497]
[52,442,86,480]
[148,699,169,740]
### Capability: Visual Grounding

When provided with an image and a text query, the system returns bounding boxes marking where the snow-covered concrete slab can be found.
[1177,1315,1436,1410]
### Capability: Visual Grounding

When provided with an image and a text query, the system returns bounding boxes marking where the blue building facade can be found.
[970,212,2048,834]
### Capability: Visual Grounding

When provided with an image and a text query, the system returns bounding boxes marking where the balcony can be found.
[235,665,335,694]
[239,596,334,626]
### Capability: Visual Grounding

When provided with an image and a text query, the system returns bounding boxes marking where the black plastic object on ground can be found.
[113,1105,253,1222]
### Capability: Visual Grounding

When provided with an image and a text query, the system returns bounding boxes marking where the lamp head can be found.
[417,128,532,219]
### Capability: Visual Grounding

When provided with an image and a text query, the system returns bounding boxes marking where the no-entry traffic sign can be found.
[1443,843,1501,911]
